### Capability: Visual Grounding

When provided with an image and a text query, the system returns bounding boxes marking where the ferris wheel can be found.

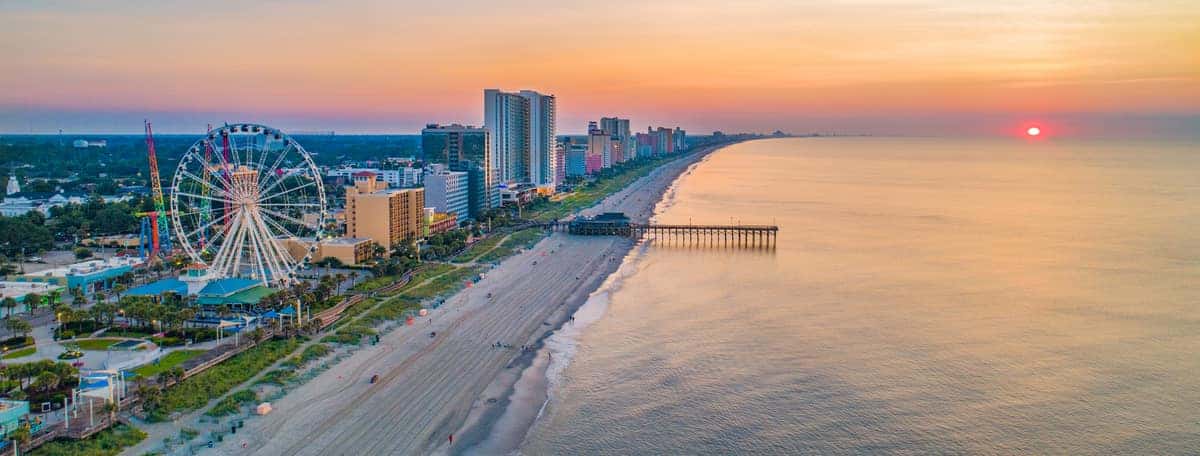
[169,123,327,286]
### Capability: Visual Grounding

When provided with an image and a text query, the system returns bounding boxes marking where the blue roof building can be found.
[125,278,189,298]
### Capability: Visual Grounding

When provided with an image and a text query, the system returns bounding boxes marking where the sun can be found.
[1026,126,1041,137]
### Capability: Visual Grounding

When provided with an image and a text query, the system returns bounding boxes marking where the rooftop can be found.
[0,281,64,299]
[126,278,188,297]
[322,237,370,246]
[198,278,260,298]
[31,257,142,278]
[197,283,277,306]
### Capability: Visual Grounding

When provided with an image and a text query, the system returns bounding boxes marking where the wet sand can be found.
[209,144,731,455]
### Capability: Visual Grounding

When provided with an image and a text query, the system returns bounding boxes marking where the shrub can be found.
[0,336,33,350]
[27,423,146,456]
[150,336,183,347]
[205,389,258,417]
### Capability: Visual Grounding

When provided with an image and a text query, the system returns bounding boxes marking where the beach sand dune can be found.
[209,146,724,455]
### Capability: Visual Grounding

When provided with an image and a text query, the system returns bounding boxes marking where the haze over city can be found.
[2,0,1197,136]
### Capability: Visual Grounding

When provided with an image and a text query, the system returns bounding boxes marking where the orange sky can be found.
[1,0,1197,134]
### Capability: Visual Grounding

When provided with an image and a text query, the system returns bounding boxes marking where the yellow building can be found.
[278,237,374,266]
[317,237,374,265]
[344,172,425,248]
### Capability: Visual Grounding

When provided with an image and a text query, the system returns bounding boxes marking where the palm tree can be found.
[46,289,62,309]
[335,272,347,294]
[112,283,127,300]
[1,297,16,319]
[5,319,31,339]
[22,292,40,315]
[70,287,87,308]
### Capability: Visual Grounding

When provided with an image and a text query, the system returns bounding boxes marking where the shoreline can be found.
[446,143,732,454]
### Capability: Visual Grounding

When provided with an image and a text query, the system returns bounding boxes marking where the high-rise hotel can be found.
[483,89,557,189]
[421,123,497,219]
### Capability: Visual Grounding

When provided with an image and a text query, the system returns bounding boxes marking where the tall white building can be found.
[424,167,470,220]
[521,90,557,188]
[484,89,528,185]
[484,89,557,188]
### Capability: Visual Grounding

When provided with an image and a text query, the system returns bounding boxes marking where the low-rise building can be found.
[500,184,538,206]
[10,257,142,295]
[316,237,374,266]
[278,237,374,266]
[426,211,458,235]
[195,278,277,313]
[0,281,64,312]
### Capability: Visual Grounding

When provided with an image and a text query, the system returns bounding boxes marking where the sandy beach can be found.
[208,144,729,455]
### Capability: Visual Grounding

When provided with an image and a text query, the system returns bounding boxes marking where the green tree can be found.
[70,287,87,308]
[1,297,16,319]
[22,292,41,314]
[5,319,31,338]
[74,247,93,260]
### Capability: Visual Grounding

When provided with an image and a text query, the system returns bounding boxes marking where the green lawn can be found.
[73,338,124,350]
[350,273,401,292]
[1,346,36,359]
[476,229,546,263]
[452,235,505,263]
[132,349,205,378]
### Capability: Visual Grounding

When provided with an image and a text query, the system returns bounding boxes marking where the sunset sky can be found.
[1,0,1197,136]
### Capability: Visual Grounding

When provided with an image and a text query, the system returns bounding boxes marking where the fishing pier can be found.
[545,213,779,248]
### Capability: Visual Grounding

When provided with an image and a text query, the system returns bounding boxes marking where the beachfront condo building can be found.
[523,90,558,189]
[601,117,635,162]
[484,89,529,184]
[484,89,558,189]
[421,123,497,218]
[424,166,470,221]
[554,141,567,185]
[587,122,611,173]
[567,142,588,177]
[344,172,425,248]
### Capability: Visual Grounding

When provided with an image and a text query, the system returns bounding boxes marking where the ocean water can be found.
[519,137,1200,455]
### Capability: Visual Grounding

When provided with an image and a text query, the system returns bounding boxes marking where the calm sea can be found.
[519,137,1200,455]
